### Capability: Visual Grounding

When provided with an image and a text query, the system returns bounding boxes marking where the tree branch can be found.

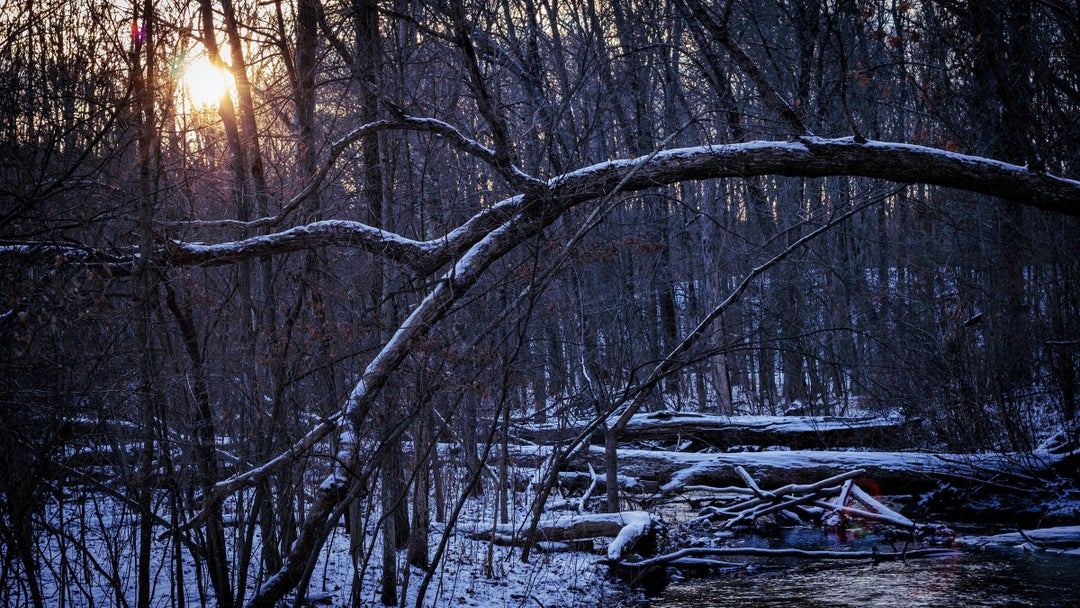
[166,220,436,272]
[160,112,541,233]
[547,137,1080,215]
[10,137,1080,278]
[676,0,810,136]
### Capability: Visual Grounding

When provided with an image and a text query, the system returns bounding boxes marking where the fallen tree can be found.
[459,511,658,560]
[508,444,1073,501]
[516,411,919,450]
[958,525,1080,553]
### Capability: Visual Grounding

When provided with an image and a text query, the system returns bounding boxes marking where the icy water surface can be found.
[629,548,1080,607]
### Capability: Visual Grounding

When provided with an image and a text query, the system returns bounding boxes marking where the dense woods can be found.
[2,0,1079,606]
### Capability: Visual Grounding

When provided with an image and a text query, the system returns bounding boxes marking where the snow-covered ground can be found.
[31,488,631,608]
[24,423,1080,608]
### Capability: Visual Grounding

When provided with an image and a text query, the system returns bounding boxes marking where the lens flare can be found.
[181,57,230,108]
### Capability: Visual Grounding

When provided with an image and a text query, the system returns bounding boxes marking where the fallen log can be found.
[595,446,1061,496]
[505,445,946,495]
[581,446,948,494]
[609,545,958,570]
[516,412,919,450]
[459,511,658,560]
[507,445,1072,522]
[957,525,1080,552]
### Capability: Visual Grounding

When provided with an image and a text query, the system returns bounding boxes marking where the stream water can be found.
[620,529,1080,607]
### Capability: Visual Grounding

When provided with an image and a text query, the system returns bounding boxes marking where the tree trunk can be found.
[407,408,432,570]
[379,463,398,607]
[132,3,165,606]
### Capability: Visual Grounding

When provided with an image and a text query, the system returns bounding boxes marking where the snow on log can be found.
[610,447,945,494]
[659,448,1063,495]
[516,412,919,450]
[958,525,1080,553]
[460,510,658,560]
[555,470,645,494]
[502,444,1064,498]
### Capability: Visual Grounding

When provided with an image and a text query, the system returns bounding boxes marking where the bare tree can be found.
[2,2,1079,607]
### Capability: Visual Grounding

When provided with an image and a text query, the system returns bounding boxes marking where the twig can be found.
[579,463,599,514]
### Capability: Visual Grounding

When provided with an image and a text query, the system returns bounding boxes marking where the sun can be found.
[181,57,231,108]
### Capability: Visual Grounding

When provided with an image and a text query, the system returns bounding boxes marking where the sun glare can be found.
[181,57,231,108]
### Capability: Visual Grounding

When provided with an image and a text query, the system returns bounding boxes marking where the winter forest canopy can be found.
[2,0,1080,607]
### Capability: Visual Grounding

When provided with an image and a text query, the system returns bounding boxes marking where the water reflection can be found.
[629,549,1080,607]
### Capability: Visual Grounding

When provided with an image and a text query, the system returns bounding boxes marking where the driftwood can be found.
[692,468,864,525]
[822,480,914,530]
[600,466,958,587]
[516,412,918,450]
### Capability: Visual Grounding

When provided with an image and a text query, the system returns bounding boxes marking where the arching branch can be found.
[547,137,1080,215]
[8,137,1078,279]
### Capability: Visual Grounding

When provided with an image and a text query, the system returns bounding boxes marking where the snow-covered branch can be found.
[166,221,438,272]
[547,137,1080,215]
[0,243,135,275]
[153,136,1080,276]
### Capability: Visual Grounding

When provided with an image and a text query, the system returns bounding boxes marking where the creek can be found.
[620,528,1080,607]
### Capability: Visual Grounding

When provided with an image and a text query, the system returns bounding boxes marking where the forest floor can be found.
[34,417,1080,607]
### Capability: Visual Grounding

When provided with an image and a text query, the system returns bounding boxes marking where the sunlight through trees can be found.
[1,1,1078,606]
